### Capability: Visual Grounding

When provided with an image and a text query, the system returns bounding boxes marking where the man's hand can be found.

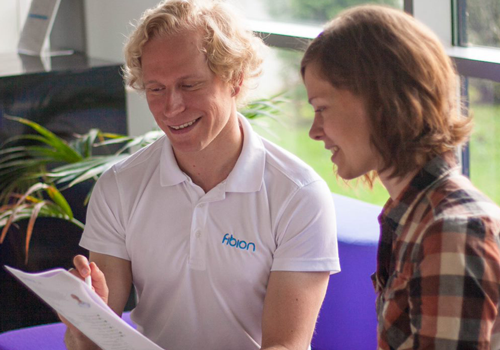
[70,255,109,304]
[59,255,109,350]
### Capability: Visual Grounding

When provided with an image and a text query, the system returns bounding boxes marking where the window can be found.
[455,0,500,204]
[467,78,500,204]
[456,0,500,48]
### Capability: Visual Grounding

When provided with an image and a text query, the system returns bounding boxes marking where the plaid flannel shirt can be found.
[373,152,500,349]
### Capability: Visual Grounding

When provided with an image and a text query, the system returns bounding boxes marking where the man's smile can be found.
[169,117,201,130]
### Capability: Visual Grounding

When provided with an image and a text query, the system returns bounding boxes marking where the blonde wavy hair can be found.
[301,5,473,182]
[123,0,265,105]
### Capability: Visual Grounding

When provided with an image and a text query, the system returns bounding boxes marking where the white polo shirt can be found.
[80,114,340,350]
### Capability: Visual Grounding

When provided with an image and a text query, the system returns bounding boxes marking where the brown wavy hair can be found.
[123,0,265,105]
[301,5,473,180]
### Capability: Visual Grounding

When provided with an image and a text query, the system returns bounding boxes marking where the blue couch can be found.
[311,194,381,350]
[0,314,134,350]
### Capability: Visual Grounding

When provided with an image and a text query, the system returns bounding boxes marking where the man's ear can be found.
[231,86,241,97]
[231,73,244,97]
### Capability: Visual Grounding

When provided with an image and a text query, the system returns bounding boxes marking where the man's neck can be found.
[174,118,244,193]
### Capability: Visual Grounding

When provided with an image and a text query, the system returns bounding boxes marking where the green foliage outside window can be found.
[468,79,500,205]
[464,0,500,47]
[266,0,401,24]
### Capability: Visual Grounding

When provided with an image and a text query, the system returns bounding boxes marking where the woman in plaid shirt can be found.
[301,4,500,350]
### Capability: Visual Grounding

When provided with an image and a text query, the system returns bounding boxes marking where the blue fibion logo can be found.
[222,233,256,252]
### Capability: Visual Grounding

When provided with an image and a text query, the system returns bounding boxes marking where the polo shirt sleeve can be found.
[271,179,340,274]
[79,167,130,260]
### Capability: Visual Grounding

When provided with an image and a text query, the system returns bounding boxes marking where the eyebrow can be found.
[143,79,162,86]
[143,75,205,86]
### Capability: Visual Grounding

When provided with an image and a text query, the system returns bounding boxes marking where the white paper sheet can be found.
[4,266,163,350]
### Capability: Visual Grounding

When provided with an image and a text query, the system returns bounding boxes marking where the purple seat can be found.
[311,194,381,350]
[0,312,134,350]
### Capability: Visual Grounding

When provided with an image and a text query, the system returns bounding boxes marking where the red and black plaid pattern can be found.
[373,152,500,349]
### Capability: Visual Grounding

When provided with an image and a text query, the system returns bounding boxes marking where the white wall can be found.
[413,0,452,47]
[84,0,160,136]
[84,0,156,61]
[0,0,32,54]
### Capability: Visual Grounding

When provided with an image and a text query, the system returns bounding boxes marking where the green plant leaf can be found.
[67,157,126,187]
[0,201,84,255]
[0,201,31,244]
[4,116,83,163]
[70,128,101,158]
[113,131,163,155]
[0,146,30,158]
[25,201,46,264]
[44,185,73,219]
[0,158,47,171]
[47,155,128,187]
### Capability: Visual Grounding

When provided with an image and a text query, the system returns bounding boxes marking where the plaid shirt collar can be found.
[374,151,460,291]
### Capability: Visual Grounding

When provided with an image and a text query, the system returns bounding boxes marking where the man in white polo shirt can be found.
[63,0,339,349]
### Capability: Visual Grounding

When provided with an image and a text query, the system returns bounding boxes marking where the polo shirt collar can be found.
[159,136,187,187]
[159,113,266,192]
[225,113,265,193]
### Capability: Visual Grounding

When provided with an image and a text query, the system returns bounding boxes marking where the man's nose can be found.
[163,89,185,118]
[309,115,324,141]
